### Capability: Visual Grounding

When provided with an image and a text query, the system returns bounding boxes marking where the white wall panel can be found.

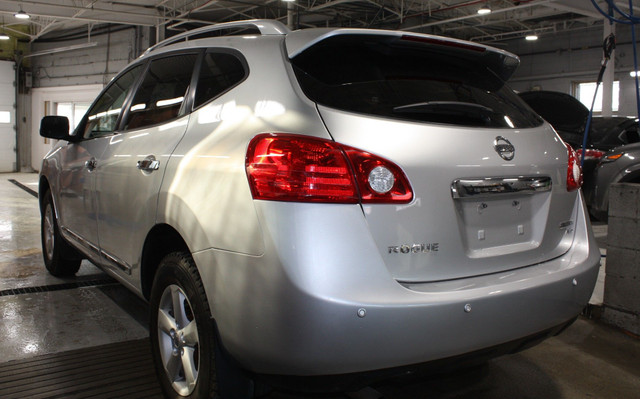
[0,61,16,172]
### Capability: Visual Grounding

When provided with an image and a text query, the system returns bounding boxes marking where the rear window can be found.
[291,35,543,129]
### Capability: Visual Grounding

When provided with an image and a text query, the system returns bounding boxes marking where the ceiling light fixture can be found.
[630,71,639,77]
[14,9,30,20]
[477,3,491,15]
[525,34,538,41]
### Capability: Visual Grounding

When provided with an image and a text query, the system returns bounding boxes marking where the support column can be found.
[155,21,165,45]
[603,183,640,336]
[287,1,295,29]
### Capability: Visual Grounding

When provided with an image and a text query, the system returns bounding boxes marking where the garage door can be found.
[0,61,16,172]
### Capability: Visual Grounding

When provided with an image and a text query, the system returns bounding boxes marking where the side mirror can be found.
[40,116,77,141]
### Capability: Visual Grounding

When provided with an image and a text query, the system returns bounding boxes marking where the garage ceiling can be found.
[0,1,624,44]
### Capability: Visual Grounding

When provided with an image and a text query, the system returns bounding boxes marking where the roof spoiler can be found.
[286,28,520,82]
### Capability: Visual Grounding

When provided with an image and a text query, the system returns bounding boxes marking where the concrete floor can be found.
[0,173,639,399]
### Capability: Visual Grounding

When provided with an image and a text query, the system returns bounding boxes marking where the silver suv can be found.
[39,20,600,398]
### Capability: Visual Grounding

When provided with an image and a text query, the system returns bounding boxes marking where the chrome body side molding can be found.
[61,227,132,275]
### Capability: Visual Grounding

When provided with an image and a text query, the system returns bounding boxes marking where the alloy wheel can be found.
[157,284,200,396]
[43,203,55,261]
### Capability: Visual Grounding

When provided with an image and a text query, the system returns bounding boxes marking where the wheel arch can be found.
[141,224,191,300]
[594,167,640,221]
[38,175,51,211]
[620,169,640,183]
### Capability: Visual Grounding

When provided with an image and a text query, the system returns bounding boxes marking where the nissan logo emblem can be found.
[494,136,515,161]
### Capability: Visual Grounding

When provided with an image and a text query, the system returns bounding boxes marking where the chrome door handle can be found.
[137,155,160,172]
[85,158,97,171]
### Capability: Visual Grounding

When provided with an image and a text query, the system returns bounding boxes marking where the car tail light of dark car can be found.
[567,144,583,191]
[245,134,413,204]
[576,148,606,161]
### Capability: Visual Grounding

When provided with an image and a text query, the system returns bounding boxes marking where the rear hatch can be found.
[287,30,580,283]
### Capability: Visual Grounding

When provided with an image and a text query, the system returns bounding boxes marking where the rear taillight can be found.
[245,134,413,204]
[576,148,606,160]
[566,144,583,192]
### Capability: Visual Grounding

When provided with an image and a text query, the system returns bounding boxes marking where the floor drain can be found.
[0,278,118,297]
[8,179,38,198]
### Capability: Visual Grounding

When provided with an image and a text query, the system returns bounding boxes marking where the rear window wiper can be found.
[393,101,495,115]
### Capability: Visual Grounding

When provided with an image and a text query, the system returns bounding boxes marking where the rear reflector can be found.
[246,134,413,204]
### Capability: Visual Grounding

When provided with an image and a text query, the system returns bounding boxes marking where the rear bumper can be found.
[193,195,600,376]
[254,316,577,393]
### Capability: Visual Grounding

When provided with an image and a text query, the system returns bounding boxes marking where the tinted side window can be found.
[123,54,199,130]
[81,65,143,138]
[194,52,246,109]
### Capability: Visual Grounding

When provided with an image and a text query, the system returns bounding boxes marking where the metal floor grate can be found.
[0,339,163,398]
[8,179,38,198]
[0,278,118,297]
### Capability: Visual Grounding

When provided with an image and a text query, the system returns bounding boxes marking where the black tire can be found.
[41,189,82,277]
[150,252,219,399]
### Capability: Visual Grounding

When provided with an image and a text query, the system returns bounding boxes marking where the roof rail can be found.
[144,19,290,55]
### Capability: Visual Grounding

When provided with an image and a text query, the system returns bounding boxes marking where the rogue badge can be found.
[388,243,439,254]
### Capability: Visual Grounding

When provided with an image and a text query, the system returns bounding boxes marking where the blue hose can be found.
[590,0,640,24]
[583,1,640,166]
[579,31,615,166]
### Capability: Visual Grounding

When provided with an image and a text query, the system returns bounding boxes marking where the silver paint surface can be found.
[38,26,601,377]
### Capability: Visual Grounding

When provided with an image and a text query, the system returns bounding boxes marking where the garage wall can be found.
[31,26,151,87]
[505,24,640,117]
[23,26,152,171]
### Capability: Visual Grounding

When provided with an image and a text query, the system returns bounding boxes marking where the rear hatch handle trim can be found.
[451,176,552,199]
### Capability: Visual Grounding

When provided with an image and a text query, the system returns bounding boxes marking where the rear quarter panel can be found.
[156,36,330,256]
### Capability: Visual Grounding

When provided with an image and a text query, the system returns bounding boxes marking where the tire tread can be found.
[41,189,82,277]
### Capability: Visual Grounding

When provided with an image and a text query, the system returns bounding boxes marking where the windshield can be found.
[589,117,629,138]
[291,34,543,128]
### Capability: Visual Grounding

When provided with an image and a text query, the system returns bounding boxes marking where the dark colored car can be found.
[518,91,589,149]
[519,90,640,182]
[585,142,640,221]
[588,116,640,151]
